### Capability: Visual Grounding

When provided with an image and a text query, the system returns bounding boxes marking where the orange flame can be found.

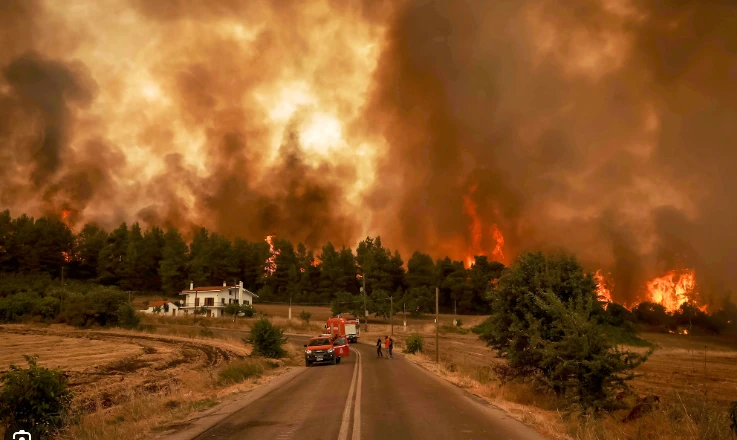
[491,224,505,263]
[60,209,72,227]
[645,270,696,313]
[463,184,482,267]
[62,251,71,263]
[462,184,506,267]
[594,269,613,304]
[264,235,280,276]
[312,257,321,267]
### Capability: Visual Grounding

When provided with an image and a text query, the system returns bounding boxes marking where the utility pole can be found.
[60,266,65,315]
[289,296,292,321]
[362,274,368,331]
[390,296,394,336]
[435,287,440,364]
[454,300,457,326]
[193,282,197,325]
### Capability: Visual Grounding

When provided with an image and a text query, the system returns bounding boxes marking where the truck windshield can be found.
[308,339,331,346]
[335,338,346,345]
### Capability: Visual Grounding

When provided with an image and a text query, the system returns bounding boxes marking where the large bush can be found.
[248,318,287,358]
[0,355,73,439]
[405,333,424,354]
[480,252,651,411]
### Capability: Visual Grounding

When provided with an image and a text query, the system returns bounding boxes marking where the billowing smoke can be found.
[1,0,736,305]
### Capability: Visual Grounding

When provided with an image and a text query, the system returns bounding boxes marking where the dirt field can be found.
[0,324,248,413]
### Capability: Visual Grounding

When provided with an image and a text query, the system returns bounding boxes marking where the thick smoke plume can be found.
[1,0,736,305]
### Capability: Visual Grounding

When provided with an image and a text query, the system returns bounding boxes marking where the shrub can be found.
[405,333,424,354]
[730,401,737,437]
[0,355,73,439]
[218,361,264,384]
[299,310,311,324]
[247,318,287,358]
[241,304,255,318]
[116,302,140,329]
[455,319,463,327]
[481,252,651,411]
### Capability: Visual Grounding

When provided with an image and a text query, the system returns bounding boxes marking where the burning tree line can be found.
[1,209,736,329]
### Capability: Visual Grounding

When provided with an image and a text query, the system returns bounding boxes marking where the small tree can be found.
[241,304,255,318]
[116,303,140,329]
[153,305,162,314]
[224,302,240,319]
[0,355,73,439]
[299,310,311,325]
[405,334,424,354]
[480,252,651,411]
[247,318,287,358]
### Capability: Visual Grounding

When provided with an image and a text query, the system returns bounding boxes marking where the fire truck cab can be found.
[325,316,360,343]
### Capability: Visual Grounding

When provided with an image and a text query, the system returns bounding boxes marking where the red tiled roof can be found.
[184,286,235,292]
[148,300,169,307]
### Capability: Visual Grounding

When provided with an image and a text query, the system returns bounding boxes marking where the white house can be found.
[140,300,181,316]
[179,281,257,318]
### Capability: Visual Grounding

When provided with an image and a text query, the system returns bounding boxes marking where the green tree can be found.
[33,217,74,278]
[122,222,144,291]
[139,226,165,291]
[97,222,129,285]
[248,318,287,358]
[402,286,434,316]
[0,355,73,439]
[406,251,436,289]
[480,252,651,410]
[187,227,211,286]
[468,256,504,313]
[331,291,363,317]
[71,223,107,280]
[159,227,188,294]
[299,310,312,324]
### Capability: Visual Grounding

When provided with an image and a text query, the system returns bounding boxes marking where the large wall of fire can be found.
[1,0,736,309]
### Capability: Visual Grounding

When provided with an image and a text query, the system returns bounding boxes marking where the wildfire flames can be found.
[595,268,708,313]
[60,209,72,227]
[463,185,505,268]
[646,270,696,313]
[491,225,505,263]
[594,270,613,304]
[264,235,280,276]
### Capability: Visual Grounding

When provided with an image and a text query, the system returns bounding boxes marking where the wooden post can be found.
[390,296,394,336]
[435,286,439,363]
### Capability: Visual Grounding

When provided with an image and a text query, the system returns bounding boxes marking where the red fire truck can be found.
[325,316,360,343]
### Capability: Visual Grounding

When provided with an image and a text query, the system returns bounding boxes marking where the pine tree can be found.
[159,228,188,294]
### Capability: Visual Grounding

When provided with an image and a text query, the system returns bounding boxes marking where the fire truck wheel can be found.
[305,360,311,367]
[331,357,337,365]
[336,357,341,364]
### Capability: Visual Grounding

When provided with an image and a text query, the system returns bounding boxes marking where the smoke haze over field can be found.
[1,0,736,305]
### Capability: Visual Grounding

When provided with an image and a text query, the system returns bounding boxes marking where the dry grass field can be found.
[0,324,302,440]
[395,327,737,439]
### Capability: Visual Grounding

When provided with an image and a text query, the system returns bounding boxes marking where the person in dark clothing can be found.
[389,338,394,359]
[376,337,383,358]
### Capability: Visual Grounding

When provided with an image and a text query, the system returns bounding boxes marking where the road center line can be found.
[351,350,362,440]
[337,347,360,440]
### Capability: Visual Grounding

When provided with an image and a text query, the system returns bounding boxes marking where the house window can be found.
[204,298,214,307]
[244,300,250,306]
[221,298,225,305]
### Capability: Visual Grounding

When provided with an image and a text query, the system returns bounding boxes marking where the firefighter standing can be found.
[384,336,390,359]
[376,337,383,358]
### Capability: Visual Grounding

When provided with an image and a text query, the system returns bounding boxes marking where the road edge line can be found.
[351,350,362,440]
[337,349,360,440]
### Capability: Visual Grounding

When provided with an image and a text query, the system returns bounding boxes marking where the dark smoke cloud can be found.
[366,0,737,305]
[1,0,736,306]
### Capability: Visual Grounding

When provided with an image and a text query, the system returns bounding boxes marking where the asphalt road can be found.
[188,338,546,440]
